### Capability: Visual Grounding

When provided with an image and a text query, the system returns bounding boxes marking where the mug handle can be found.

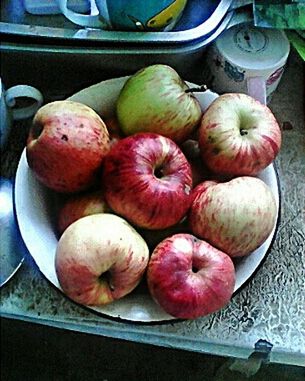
[247,77,267,105]
[5,85,43,120]
[56,0,108,28]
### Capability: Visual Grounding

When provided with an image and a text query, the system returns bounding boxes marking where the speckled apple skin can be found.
[199,93,281,176]
[116,64,202,143]
[189,177,277,257]
[55,213,149,306]
[26,101,110,193]
[102,132,193,230]
[147,233,235,319]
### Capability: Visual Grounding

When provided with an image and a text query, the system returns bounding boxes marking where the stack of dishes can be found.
[0,1,253,94]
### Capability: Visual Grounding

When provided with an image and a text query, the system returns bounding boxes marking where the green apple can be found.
[116,65,202,143]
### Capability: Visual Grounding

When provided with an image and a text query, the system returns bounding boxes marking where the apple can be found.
[57,190,110,235]
[26,100,110,193]
[188,176,277,257]
[147,233,235,319]
[116,64,202,143]
[198,93,282,176]
[102,132,193,230]
[55,213,149,306]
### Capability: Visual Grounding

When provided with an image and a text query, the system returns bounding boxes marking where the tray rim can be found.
[0,0,234,44]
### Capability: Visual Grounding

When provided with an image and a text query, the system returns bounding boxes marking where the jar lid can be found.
[215,23,290,70]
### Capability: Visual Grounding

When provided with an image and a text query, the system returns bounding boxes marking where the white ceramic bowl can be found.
[14,76,280,322]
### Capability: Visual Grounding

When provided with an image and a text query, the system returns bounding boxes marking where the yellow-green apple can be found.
[199,93,281,176]
[102,132,193,230]
[188,177,277,257]
[26,100,110,193]
[116,64,202,143]
[57,190,110,236]
[147,233,235,319]
[55,213,149,306]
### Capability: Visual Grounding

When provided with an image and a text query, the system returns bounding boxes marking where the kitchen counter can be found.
[0,48,304,367]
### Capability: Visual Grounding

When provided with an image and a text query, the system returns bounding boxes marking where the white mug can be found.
[206,23,290,104]
[0,79,43,148]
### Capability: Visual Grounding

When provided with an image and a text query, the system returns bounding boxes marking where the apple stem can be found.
[185,85,209,94]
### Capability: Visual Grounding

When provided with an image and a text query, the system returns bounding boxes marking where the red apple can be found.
[188,177,277,257]
[147,233,235,319]
[26,100,110,193]
[57,190,110,235]
[116,64,202,143]
[102,132,193,230]
[199,93,281,176]
[55,213,149,306]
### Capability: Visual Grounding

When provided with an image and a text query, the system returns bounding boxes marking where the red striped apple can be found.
[102,132,193,230]
[199,93,281,176]
[116,64,202,143]
[188,177,277,257]
[26,100,110,193]
[57,190,110,235]
[147,233,235,319]
[55,213,149,306]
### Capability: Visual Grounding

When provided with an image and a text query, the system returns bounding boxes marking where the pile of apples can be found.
[26,64,281,319]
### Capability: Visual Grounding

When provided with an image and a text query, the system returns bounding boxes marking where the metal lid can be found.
[0,177,25,287]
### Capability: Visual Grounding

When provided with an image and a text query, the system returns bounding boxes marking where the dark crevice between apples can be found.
[31,121,44,139]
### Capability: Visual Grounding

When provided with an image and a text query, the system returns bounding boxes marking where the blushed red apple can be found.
[55,213,149,306]
[102,132,193,230]
[26,100,110,193]
[199,93,281,176]
[188,176,277,257]
[147,233,235,319]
